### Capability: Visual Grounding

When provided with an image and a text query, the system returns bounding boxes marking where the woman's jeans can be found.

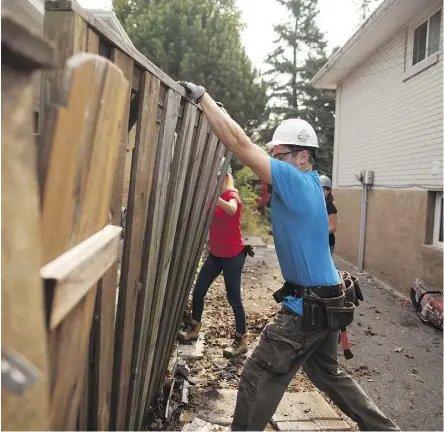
[192,251,247,334]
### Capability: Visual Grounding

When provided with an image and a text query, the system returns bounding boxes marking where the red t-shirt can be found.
[209,189,244,258]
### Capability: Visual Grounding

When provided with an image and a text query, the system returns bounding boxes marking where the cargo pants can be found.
[231,307,400,431]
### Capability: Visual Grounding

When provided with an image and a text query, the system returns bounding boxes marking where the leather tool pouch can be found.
[303,293,354,331]
[303,298,326,330]
[325,301,355,330]
[273,282,303,304]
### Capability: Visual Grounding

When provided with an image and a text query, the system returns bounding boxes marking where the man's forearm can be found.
[200,93,247,154]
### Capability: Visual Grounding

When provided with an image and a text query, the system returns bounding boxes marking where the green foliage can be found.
[262,0,336,177]
[112,0,268,135]
[234,167,272,240]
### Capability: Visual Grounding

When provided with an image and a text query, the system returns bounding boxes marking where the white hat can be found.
[267,118,319,150]
[319,175,332,189]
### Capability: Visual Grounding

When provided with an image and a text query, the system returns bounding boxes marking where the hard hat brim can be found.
[266,139,320,150]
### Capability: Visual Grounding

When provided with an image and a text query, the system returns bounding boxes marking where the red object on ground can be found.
[209,189,245,258]
[410,280,443,330]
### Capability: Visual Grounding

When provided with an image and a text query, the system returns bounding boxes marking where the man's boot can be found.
[223,333,248,358]
[178,319,201,342]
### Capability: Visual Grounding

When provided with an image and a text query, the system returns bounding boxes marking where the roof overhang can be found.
[311,0,428,89]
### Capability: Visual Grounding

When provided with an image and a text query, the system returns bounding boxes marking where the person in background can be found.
[179,164,248,359]
[319,175,337,255]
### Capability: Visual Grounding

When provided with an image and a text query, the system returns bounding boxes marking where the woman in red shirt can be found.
[179,165,248,358]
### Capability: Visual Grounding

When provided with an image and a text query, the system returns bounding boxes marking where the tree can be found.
[112,0,268,135]
[263,0,335,177]
[353,0,380,22]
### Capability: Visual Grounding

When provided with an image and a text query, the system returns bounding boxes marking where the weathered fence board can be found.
[89,47,134,432]
[1,12,54,431]
[112,71,161,431]
[39,54,128,430]
[127,89,181,429]
[2,1,233,429]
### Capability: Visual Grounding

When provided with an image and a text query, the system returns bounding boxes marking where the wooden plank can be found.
[111,71,161,432]
[144,102,198,397]
[2,0,44,35]
[128,94,186,429]
[90,48,134,432]
[45,0,187,96]
[1,21,52,430]
[149,113,207,392]
[156,151,232,388]
[86,27,100,54]
[40,54,128,430]
[274,392,340,423]
[39,9,87,200]
[132,65,142,91]
[40,225,122,330]
[276,419,351,431]
[128,90,182,429]
[145,116,215,411]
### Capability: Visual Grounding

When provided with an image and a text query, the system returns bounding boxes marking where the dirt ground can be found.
[156,245,442,431]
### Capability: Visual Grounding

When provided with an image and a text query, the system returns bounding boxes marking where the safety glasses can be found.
[271,147,304,161]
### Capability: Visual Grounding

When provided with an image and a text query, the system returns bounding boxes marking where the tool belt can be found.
[274,276,358,331]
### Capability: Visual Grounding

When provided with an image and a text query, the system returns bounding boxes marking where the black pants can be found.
[192,251,247,334]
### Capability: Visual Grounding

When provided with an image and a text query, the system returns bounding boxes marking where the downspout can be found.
[358,170,374,272]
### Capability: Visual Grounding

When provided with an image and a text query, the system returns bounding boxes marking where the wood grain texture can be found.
[137,102,198,412]
[90,47,134,432]
[39,54,128,430]
[128,90,181,429]
[111,71,160,431]
[45,0,187,95]
[1,50,50,432]
[41,225,122,330]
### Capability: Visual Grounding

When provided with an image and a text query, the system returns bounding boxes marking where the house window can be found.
[433,192,443,247]
[412,9,442,65]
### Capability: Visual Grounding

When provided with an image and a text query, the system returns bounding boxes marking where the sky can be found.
[78,0,382,71]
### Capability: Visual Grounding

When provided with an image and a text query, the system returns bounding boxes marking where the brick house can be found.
[312,0,443,294]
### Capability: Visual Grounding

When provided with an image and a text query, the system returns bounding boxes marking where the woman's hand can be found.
[218,198,238,216]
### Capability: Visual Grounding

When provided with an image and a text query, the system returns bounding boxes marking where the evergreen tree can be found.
[112,0,268,135]
[264,0,335,177]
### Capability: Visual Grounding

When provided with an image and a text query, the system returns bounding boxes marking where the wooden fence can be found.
[2,1,231,430]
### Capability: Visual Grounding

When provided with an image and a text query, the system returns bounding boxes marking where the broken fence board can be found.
[111,71,160,431]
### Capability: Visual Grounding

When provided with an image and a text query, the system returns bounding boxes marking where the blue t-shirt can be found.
[270,158,340,315]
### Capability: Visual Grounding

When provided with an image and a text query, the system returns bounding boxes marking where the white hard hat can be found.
[267,118,319,150]
[319,175,332,189]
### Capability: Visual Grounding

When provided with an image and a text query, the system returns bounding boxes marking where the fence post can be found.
[1,12,54,431]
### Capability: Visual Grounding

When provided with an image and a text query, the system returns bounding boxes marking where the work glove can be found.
[178,81,206,104]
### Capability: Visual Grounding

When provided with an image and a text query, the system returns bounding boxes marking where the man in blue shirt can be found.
[179,82,399,431]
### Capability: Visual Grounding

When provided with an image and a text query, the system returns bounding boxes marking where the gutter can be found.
[310,0,399,88]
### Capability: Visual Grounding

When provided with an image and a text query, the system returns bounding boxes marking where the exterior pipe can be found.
[358,182,369,272]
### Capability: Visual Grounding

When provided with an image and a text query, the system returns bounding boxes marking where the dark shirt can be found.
[326,197,337,246]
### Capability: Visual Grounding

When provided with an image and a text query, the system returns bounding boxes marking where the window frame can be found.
[433,191,443,248]
[412,10,441,65]
[404,4,442,81]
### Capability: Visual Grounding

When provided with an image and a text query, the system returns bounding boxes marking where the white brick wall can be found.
[333,2,443,190]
